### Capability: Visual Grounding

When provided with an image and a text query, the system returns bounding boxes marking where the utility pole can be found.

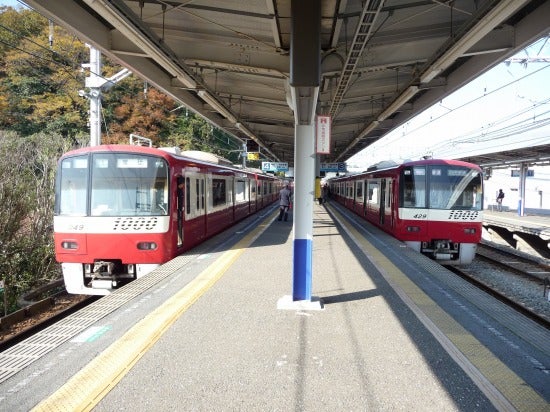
[80,45,132,146]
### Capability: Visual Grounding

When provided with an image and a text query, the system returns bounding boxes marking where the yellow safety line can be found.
[32,212,275,412]
[328,205,548,412]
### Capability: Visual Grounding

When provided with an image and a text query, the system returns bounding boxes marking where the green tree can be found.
[0,8,88,136]
[0,131,81,313]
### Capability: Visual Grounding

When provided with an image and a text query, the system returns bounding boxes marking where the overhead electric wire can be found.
[373,58,550,150]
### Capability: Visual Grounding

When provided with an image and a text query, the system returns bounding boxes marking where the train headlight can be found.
[464,228,477,234]
[406,226,420,232]
[137,242,157,250]
[61,241,78,250]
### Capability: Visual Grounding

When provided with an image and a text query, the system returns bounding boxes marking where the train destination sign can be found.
[320,162,346,172]
[262,162,289,172]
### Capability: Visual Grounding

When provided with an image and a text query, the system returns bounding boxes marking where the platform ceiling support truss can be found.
[328,0,385,119]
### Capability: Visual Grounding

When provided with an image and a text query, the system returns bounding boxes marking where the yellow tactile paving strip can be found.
[328,205,548,412]
[31,212,276,412]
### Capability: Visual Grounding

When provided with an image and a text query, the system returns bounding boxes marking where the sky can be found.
[0,0,22,8]
[348,37,550,169]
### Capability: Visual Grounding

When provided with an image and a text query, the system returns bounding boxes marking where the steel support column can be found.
[518,162,528,216]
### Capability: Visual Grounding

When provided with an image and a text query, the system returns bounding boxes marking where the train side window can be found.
[196,179,200,210]
[201,179,205,210]
[367,180,378,204]
[386,179,392,211]
[185,177,191,215]
[236,179,246,202]
[213,178,227,207]
[356,181,363,202]
[251,179,256,201]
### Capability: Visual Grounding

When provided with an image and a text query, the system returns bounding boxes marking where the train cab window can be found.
[401,167,426,208]
[428,166,482,210]
[69,153,168,217]
[57,155,88,216]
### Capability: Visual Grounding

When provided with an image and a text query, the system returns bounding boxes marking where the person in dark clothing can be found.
[496,189,504,211]
[278,183,292,221]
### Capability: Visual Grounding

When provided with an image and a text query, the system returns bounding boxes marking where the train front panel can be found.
[54,149,173,294]
[395,161,483,264]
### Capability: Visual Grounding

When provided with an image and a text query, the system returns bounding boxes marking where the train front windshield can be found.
[56,153,169,216]
[401,165,482,210]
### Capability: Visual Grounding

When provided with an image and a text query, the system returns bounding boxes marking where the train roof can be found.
[329,158,482,181]
[59,144,277,178]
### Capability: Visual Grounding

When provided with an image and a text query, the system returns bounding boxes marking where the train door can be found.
[363,179,368,216]
[355,180,364,215]
[257,180,262,208]
[200,176,206,232]
[352,180,359,212]
[387,179,393,228]
[184,173,206,246]
[176,176,184,247]
[379,179,386,225]
[250,177,257,213]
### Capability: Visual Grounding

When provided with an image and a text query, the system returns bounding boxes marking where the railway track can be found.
[0,290,96,351]
[476,242,550,282]
[445,242,550,329]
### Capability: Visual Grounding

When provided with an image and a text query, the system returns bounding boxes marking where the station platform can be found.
[484,209,550,236]
[483,209,550,259]
[1,203,549,411]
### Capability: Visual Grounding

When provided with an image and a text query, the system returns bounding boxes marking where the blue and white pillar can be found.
[277,0,322,310]
[292,124,315,301]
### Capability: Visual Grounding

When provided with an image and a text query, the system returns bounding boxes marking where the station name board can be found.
[262,162,289,172]
[320,162,346,172]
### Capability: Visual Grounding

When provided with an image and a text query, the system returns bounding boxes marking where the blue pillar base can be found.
[277,295,323,311]
[292,238,312,300]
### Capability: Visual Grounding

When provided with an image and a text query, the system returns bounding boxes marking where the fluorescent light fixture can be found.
[378,86,419,122]
[420,0,527,84]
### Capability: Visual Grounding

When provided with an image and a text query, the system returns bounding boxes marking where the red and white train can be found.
[328,158,483,264]
[54,143,281,295]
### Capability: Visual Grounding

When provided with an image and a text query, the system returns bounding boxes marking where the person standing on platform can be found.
[496,189,505,211]
[278,182,292,221]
